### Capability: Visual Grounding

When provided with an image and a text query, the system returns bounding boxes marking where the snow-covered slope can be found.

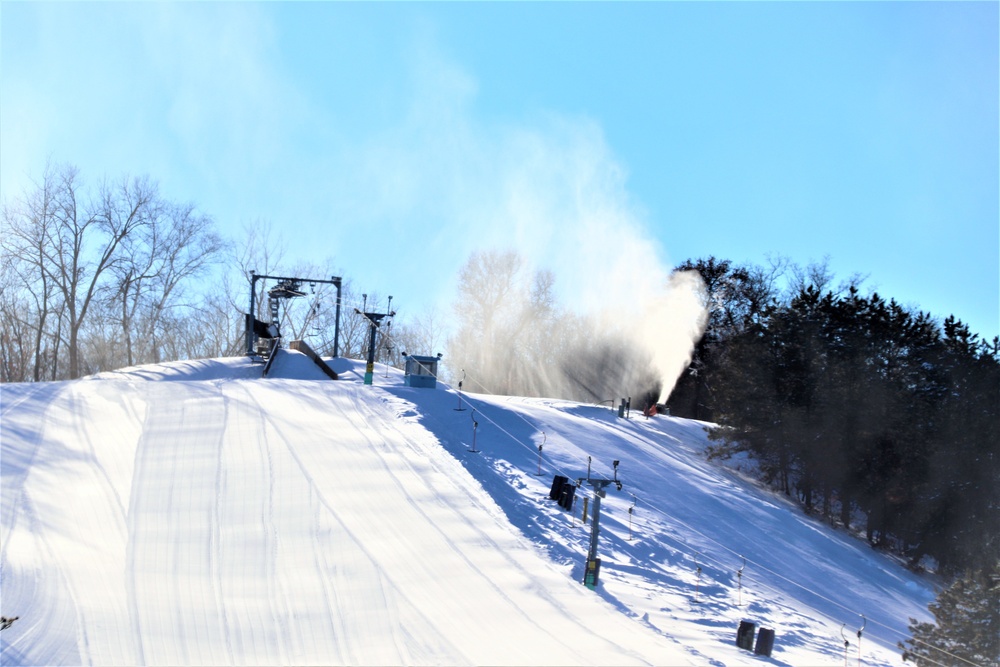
[0,352,934,665]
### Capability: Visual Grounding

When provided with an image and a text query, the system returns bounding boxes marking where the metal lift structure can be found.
[246,271,343,360]
[578,460,623,590]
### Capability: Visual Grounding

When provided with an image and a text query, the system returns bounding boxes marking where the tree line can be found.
[668,257,999,663]
[667,257,999,578]
[1,163,227,380]
[0,163,434,382]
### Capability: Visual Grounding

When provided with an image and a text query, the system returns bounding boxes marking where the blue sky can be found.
[2,2,997,340]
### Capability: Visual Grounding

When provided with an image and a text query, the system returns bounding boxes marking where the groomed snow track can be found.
[0,354,685,666]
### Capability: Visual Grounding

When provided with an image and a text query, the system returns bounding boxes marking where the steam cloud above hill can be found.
[443,120,708,404]
[330,49,708,401]
[448,250,707,406]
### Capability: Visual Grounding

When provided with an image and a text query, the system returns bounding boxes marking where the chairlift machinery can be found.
[246,271,343,360]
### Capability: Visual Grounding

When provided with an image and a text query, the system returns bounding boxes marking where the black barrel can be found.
[754,627,775,657]
[549,475,568,500]
[736,620,756,650]
[558,482,577,510]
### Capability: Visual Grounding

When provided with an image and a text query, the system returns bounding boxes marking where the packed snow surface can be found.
[1,351,934,665]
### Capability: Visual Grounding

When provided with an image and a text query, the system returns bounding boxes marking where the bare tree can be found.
[186,291,246,358]
[449,249,525,388]
[0,263,33,382]
[49,170,161,378]
[392,306,447,360]
[2,163,226,379]
[449,249,568,396]
[1,163,69,380]
[447,248,665,401]
[109,201,225,365]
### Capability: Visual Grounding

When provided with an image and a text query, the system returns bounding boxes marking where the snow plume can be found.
[448,246,707,405]
[636,270,710,404]
[444,121,710,401]
[325,44,707,401]
[435,109,708,404]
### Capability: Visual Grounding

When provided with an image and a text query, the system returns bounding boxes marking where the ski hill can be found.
[1,351,935,666]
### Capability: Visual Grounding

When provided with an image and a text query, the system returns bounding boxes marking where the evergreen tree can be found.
[900,563,1000,666]
[668,256,779,420]
[693,257,998,571]
[918,318,1000,574]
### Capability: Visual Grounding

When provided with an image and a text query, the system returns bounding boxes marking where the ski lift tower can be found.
[246,271,343,358]
[357,307,394,385]
[578,460,622,590]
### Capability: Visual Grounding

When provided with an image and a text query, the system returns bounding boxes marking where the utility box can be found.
[404,354,440,388]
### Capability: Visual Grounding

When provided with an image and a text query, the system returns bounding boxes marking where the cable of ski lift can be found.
[348,307,973,667]
[447,369,618,497]
[389,343,949,662]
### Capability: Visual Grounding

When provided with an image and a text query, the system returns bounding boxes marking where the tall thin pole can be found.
[333,277,342,357]
[364,316,378,385]
[455,370,467,411]
[587,493,602,573]
[841,624,850,667]
[857,616,866,667]
[627,495,636,540]
[468,410,479,452]
[247,271,258,355]
[580,473,620,590]
[737,556,746,607]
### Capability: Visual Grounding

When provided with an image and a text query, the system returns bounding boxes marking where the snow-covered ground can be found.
[1,351,934,665]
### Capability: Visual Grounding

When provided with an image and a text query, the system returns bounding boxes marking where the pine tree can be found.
[901,563,1000,666]
[668,256,779,420]
[701,260,997,570]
